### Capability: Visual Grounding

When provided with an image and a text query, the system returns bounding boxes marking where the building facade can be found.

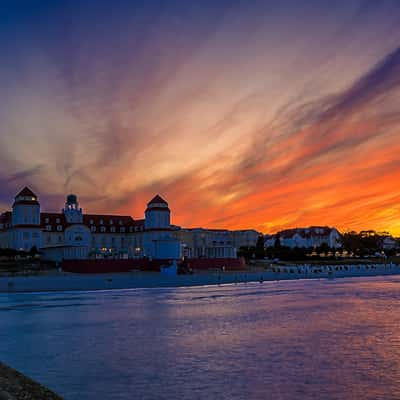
[0,188,181,261]
[265,226,342,249]
[0,187,260,261]
[172,228,260,258]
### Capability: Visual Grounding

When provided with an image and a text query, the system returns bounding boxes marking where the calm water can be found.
[1,277,400,400]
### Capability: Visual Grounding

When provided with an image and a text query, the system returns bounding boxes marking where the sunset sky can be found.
[0,0,400,235]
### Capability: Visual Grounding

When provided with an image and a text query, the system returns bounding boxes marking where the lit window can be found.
[110,220,113,225]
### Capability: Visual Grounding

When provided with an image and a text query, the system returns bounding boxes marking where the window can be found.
[91,226,96,232]
[110,226,116,233]
[110,220,113,225]
[90,219,94,225]
[46,225,52,231]
[100,219,104,225]
[58,236,62,243]
[45,217,49,223]
[100,226,106,233]
[56,218,60,224]
[57,225,63,231]
[23,232,30,240]
[129,227,133,232]
[119,220,123,225]
[120,227,125,233]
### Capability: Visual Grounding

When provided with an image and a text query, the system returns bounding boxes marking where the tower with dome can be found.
[0,186,251,263]
[144,195,181,259]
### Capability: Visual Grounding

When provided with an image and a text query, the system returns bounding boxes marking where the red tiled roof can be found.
[0,211,11,223]
[83,214,135,226]
[40,213,145,233]
[83,215,145,233]
[41,213,68,230]
[0,211,12,230]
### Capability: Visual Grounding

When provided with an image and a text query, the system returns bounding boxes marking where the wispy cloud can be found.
[0,1,400,234]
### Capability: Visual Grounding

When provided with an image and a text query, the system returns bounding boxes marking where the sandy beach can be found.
[1,264,399,293]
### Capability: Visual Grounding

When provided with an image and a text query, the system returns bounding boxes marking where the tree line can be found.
[238,231,400,261]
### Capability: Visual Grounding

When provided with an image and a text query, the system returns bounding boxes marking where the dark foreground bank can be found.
[0,362,62,400]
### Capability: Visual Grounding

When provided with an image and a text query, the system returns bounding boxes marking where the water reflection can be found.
[1,277,400,399]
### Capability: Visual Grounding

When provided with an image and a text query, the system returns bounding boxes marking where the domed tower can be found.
[144,195,181,260]
[12,187,40,226]
[11,187,41,251]
[63,194,83,224]
[145,195,171,230]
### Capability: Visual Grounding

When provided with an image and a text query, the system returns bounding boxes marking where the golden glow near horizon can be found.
[0,2,400,236]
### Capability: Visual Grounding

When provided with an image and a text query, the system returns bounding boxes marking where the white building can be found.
[172,228,260,258]
[0,188,182,261]
[265,226,342,249]
[382,236,398,250]
[1,187,257,261]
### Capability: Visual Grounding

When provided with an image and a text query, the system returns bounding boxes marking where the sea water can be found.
[1,276,400,399]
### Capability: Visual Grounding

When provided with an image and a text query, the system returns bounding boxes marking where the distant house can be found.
[382,236,398,250]
[265,226,341,249]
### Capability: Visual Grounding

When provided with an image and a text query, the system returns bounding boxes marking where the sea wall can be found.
[0,263,399,293]
[60,257,246,273]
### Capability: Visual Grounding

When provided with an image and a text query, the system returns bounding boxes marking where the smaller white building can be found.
[265,226,342,249]
[382,236,398,250]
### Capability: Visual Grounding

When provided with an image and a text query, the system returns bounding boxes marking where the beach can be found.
[1,263,399,293]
